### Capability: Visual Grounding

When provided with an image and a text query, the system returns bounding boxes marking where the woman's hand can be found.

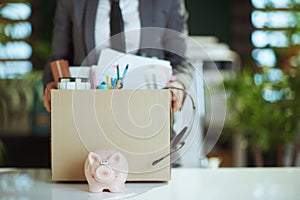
[166,81,185,112]
[43,81,57,112]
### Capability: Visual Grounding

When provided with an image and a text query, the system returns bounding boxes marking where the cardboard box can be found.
[51,89,171,181]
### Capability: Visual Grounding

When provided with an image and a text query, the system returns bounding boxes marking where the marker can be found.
[121,64,129,84]
[112,77,117,88]
[111,77,114,88]
[93,71,98,89]
[116,65,120,80]
[106,75,112,89]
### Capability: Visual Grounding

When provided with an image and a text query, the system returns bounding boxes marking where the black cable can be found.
[152,86,197,166]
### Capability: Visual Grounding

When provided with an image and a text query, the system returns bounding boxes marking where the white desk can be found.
[0,168,299,200]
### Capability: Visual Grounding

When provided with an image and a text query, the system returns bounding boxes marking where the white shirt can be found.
[94,0,141,53]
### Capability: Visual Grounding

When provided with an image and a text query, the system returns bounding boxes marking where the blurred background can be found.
[0,0,300,168]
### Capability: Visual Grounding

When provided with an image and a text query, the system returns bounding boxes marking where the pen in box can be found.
[121,64,129,84]
[106,75,112,89]
[117,65,120,80]
[112,77,117,88]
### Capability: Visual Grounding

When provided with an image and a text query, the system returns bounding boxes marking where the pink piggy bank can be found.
[84,149,128,193]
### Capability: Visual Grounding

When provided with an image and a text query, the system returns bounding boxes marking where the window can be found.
[251,0,300,102]
[0,2,32,78]
[251,0,300,67]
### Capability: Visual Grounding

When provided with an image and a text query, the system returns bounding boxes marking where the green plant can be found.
[0,70,45,133]
[224,68,300,166]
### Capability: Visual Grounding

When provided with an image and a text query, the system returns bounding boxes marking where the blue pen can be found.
[112,77,117,89]
[111,77,114,88]
[121,64,129,84]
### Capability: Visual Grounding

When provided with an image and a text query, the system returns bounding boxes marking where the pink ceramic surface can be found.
[84,149,128,193]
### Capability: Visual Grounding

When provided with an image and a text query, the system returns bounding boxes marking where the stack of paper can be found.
[95,48,173,89]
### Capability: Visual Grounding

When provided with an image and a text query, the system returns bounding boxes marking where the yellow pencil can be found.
[106,75,112,89]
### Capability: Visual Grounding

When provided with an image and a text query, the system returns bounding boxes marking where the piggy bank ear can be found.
[88,152,102,165]
[109,152,121,165]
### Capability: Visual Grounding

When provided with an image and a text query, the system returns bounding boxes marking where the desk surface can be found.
[0,168,299,200]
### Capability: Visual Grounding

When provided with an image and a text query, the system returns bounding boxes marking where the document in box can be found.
[94,48,172,89]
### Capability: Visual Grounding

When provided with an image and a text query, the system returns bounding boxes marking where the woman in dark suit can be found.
[43,0,193,112]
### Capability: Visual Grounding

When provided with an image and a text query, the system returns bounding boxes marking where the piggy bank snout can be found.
[95,166,114,181]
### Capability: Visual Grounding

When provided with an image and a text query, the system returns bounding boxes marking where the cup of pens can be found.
[96,64,129,90]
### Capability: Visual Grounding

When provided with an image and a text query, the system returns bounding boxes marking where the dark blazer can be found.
[43,0,193,87]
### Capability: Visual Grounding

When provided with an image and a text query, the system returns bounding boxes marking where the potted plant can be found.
[224,68,300,166]
[0,70,47,134]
